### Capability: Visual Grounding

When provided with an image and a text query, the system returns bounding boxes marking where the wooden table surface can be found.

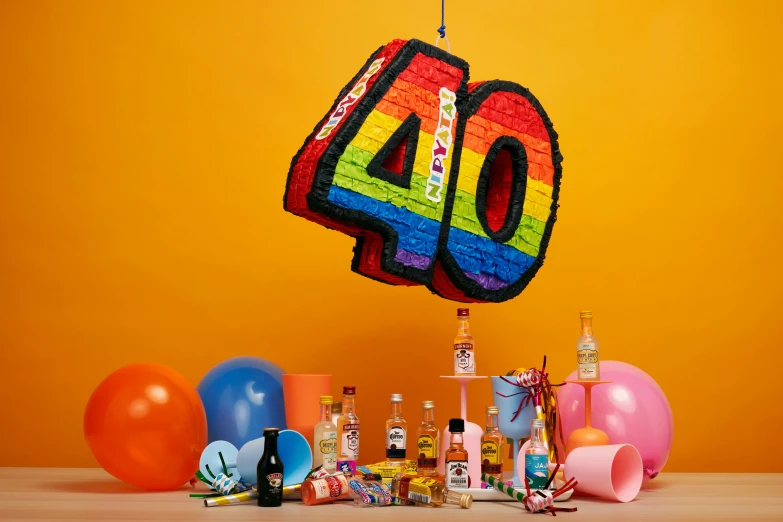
[0,468,781,521]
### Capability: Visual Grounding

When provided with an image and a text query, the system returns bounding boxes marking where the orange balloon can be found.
[84,363,207,490]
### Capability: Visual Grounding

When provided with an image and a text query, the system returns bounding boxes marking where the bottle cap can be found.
[531,419,545,429]
[459,493,473,509]
[263,427,280,433]
[320,395,333,405]
[332,401,342,414]
[422,400,435,409]
[390,393,403,402]
[486,405,499,414]
[580,310,593,319]
[457,308,470,317]
[343,386,356,395]
[449,418,465,433]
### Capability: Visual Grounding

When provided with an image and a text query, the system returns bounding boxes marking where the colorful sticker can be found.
[525,453,549,489]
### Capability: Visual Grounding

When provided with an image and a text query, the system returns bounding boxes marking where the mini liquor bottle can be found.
[391,474,473,509]
[577,310,600,380]
[385,393,407,467]
[257,428,284,507]
[525,419,549,490]
[416,400,439,476]
[301,473,351,505]
[481,406,503,481]
[454,308,476,375]
[445,418,469,489]
[336,386,359,475]
[313,395,337,473]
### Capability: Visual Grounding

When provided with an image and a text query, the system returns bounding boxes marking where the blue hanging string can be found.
[437,0,446,38]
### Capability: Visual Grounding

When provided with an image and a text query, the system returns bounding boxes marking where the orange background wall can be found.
[1,1,781,472]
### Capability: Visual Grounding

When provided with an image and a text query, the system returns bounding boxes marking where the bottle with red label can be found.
[336,386,360,475]
[301,473,351,505]
[453,308,476,375]
[257,427,284,507]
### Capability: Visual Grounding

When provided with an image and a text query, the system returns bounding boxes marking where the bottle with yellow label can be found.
[480,406,503,481]
[390,474,472,508]
[415,401,439,476]
[577,310,600,380]
[313,395,337,473]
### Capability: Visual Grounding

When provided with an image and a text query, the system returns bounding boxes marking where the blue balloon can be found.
[197,357,286,449]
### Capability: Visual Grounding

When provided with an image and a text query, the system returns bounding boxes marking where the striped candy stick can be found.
[480,473,526,504]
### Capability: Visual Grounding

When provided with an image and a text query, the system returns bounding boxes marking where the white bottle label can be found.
[445,460,469,488]
[577,342,598,379]
[386,426,406,459]
[318,430,337,469]
[340,424,360,459]
[454,343,475,374]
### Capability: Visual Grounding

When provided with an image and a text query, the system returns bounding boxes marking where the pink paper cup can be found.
[565,444,643,502]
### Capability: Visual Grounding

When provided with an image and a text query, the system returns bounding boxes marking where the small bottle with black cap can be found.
[257,427,284,507]
[445,418,469,489]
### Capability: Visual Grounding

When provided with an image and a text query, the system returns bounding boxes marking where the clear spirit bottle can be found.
[390,474,473,508]
[525,418,549,489]
[416,400,439,476]
[577,311,600,380]
[481,405,504,481]
[385,393,407,467]
[454,308,476,375]
[336,386,359,475]
[313,395,337,473]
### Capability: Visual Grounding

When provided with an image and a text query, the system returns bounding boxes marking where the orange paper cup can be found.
[281,374,332,444]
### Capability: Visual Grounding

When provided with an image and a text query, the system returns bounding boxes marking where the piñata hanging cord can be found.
[435,0,451,52]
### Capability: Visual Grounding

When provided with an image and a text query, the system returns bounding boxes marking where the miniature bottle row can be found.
[256,309,600,507]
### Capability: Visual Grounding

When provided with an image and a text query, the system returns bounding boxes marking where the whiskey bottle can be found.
[481,406,503,481]
[416,400,439,476]
[385,393,407,467]
[445,418,469,489]
[390,474,473,509]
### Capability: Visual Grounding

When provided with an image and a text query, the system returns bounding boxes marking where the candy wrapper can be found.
[348,474,394,507]
[357,460,417,487]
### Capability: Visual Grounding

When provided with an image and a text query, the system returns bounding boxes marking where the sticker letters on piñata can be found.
[315,58,385,140]
[284,39,562,303]
[426,87,456,203]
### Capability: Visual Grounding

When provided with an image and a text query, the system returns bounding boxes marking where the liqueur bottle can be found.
[577,311,600,380]
[415,400,439,476]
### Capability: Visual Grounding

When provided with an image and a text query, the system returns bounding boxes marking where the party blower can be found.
[518,442,643,503]
[199,430,313,487]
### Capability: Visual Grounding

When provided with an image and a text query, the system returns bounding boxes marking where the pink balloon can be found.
[557,361,673,481]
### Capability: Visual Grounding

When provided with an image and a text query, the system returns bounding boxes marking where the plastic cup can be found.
[236,429,313,485]
[564,444,643,502]
[281,374,331,445]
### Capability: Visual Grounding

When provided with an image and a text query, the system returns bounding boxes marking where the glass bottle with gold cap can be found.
[416,400,439,476]
[391,473,473,509]
[577,310,600,380]
[481,406,504,481]
[313,395,337,473]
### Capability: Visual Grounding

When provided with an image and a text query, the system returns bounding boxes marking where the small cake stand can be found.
[439,376,487,490]
[563,380,612,456]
